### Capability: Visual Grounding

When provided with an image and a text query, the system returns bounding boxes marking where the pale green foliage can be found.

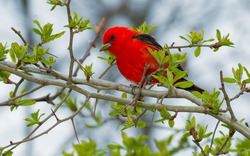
[62,139,106,156]
[223,63,250,88]
[24,109,45,127]
[32,20,65,44]
[65,12,92,32]
[0,43,9,61]
[131,21,157,34]
[192,89,223,114]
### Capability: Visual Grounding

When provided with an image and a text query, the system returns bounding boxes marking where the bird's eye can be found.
[110,34,115,40]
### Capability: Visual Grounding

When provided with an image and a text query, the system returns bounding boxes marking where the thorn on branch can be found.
[245,122,249,128]
[71,118,80,144]
[51,109,59,121]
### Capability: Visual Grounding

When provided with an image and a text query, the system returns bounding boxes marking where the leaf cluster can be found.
[154,108,175,128]
[47,0,67,11]
[33,20,65,45]
[62,139,106,156]
[109,93,146,130]
[180,29,234,57]
[131,21,157,34]
[24,109,45,127]
[0,43,9,61]
[185,116,213,143]
[193,89,223,114]
[223,63,250,88]
[150,46,193,90]
[65,12,92,32]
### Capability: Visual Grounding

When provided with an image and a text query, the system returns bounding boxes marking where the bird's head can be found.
[100,26,136,55]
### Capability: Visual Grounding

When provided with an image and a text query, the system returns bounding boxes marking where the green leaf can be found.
[223,77,236,83]
[132,21,157,34]
[32,28,42,35]
[159,109,172,120]
[9,44,17,62]
[243,66,250,78]
[98,50,116,64]
[48,56,56,65]
[179,36,191,44]
[194,46,201,57]
[202,38,215,43]
[17,99,36,106]
[137,121,146,128]
[0,71,11,84]
[33,20,65,45]
[243,78,250,84]
[33,20,43,31]
[203,132,213,138]
[216,29,221,41]
[174,81,194,89]
[81,63,95,78]
[168,120,175,128]
[192,91,202,98]
[65,12,92,32]
[166,69,173,84]
[48,31,65,42]
[62,139,106,156]
[3,151,13,156]
[108,144,124,149]
[186,116,196,130]
[62,151,74,156]
[0,43,9,61]
[172,69,187,83]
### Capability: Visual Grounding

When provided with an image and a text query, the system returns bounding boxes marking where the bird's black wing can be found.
[132,34,162,50]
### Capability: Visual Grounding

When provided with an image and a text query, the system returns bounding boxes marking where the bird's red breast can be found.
[101,26,162,84]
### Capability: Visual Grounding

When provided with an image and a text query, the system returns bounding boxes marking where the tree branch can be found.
[0,61,250,139]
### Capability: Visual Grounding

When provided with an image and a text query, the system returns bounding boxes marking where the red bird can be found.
[100,26,204,93]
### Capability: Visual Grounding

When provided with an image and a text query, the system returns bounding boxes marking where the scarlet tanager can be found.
[100,26,204,93]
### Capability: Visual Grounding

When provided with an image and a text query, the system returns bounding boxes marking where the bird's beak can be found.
[100,43,111,52]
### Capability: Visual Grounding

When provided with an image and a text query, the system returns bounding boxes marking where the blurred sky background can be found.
[1,0,250,155]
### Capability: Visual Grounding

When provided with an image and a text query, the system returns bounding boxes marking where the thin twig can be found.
[133,108,148,127]
[2,90,72,153]
[98,61,116,79]
[12,78,24,97]
[11,27,58,58]
[150,109,156,127]
[216,129,235,155]
[11,27,33,50]
[169,43,218,50]
[66,0,75,84]
[208,120,220,154]
[125,64,151,108]
[220,71,237,122]
[71,118,80,143]
[193,140,207,156]
[229,86,246,101]
[0,85,45,106]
